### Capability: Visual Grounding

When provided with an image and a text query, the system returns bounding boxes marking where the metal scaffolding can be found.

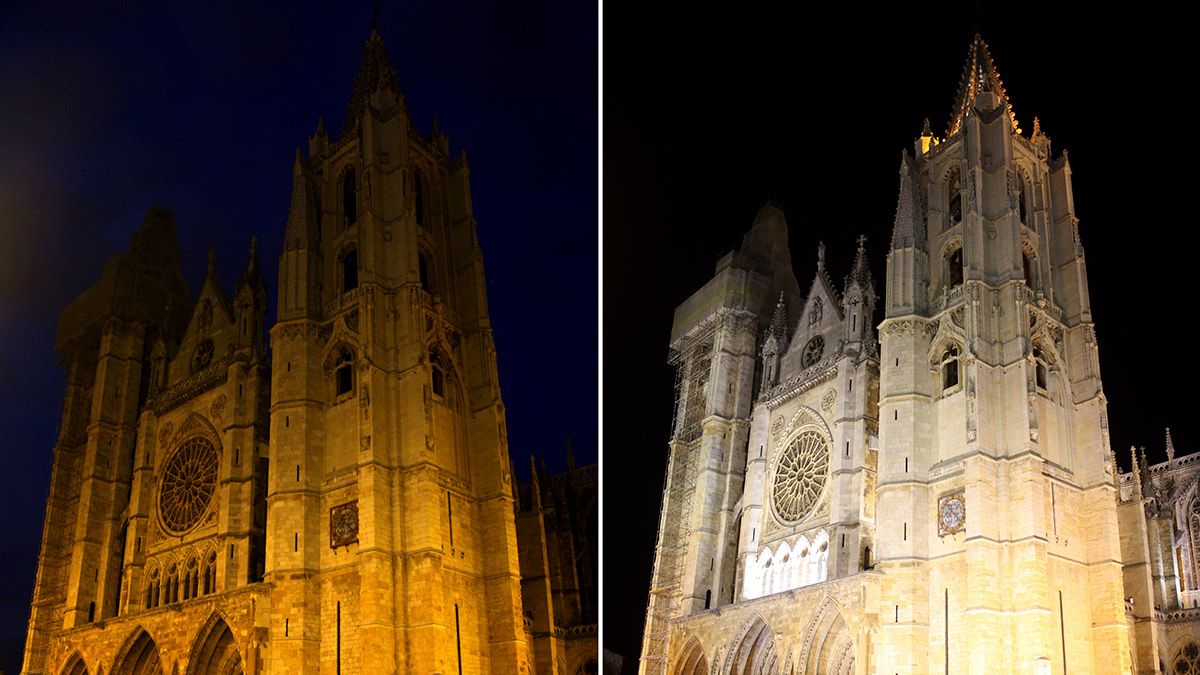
[641,329,714,675]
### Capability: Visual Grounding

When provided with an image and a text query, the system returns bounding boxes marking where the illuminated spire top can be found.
[947,33,1018,136]
[845,235,874,293]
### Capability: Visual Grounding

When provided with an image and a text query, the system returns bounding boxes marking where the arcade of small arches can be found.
[143,547,218,610]
[55,613,243,675]
[742,530,830,601]
[670,604,856,675]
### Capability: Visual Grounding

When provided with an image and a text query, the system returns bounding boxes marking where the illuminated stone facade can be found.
[640,35,1140,674]
[1118,432,1200,674]
[22,28,537,675]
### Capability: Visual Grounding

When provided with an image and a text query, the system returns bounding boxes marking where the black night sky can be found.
[0,2,595,671]
[605,6,1195,673]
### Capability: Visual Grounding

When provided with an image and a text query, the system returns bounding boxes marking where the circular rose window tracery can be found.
[772,428,829,523]
[159,436,218,534]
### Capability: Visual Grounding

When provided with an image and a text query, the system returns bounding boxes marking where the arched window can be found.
[948,169,963,226]
[1173,641,1200,675]
[414,170,427,230]
[419,250,432,293]
[181,559,191,600]
[1018,179,1029,224]
[203,551,216,595]
[199,299,212,330]
[167,563,179,604]
[334,347,354,397]
[342,167,358,226]
[1022,250,1034,287]
[340,247,358,292]
[145,568,159,609]
[810,531,830,584]
[947,245,964,289]
[1033,347,1048,391]
[941,345,961,392]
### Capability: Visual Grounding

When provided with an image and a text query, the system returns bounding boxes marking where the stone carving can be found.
[821,389,836,413]
[771,418,784,438]
[209,394,226,422]
[158,422,174,448]
[810,297,823,326]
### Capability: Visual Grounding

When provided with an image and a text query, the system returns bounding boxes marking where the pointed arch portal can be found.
[113,628,163,675]
[61,652,89,675]
[727,616,779,675]
[800,600,855,675]
[673,639,708,675]
[186,614,244,675]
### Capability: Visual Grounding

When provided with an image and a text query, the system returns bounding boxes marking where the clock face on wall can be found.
[938,493,966,535]
[330,501,359,548]
[802,335,825,368]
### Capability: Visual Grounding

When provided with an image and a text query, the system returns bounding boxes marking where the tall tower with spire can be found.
[269,26,528,674]
[21,25,532,675]
[639,33,1135,675]
[877,33,1129,672]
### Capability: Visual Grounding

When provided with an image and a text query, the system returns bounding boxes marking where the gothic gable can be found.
[167,268,235,388]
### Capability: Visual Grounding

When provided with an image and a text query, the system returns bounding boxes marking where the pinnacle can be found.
[947,33,1018,136]
[342,27,404,137]
[846,235,874,293]
[767,292,788,341]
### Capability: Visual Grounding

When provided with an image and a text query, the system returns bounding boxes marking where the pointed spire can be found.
[845,234,874,292]
[947,33,1018,136]
[1130,446,1143,500]
[1167,427,1176,462]
[817,241,826,272]
[890,152,927,251]
[1031,116,1042,139]
[316,116,327,138]
[285,150,317,244]
[238,234,264,292]
[768,292,789,342]
[342,28,404,137]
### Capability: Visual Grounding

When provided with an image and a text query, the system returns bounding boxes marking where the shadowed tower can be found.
[268,26,529,674]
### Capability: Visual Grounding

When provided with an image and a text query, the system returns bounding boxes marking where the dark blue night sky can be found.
[0,2,597,670]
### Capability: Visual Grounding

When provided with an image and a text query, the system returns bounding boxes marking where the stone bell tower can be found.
[269,27,529,674]
[875,34,1129,674]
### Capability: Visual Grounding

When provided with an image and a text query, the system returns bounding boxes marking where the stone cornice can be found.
[149,359,230,416]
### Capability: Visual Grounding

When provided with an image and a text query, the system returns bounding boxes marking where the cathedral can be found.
[20,26,592,675]
[640,34,1200,674]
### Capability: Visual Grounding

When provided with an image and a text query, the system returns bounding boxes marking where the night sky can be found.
[604,6,1194,672]
[0,2,596,671]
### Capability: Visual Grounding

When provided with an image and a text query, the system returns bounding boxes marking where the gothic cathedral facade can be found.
[23,29,534,675]
[641,35,1140,674]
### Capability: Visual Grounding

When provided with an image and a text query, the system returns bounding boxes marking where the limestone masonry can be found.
[640,34,1199,675]
[22,27,595,675]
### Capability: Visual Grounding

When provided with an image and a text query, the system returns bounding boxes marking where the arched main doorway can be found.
[186,614,243,675]
[113,628,163,675]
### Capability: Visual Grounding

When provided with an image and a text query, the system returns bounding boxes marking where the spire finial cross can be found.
[857,234,868,250]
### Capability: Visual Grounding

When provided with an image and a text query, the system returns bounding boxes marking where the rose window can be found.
[772,429,829,523]
[802,336,825,368]
[159,436,218,534]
